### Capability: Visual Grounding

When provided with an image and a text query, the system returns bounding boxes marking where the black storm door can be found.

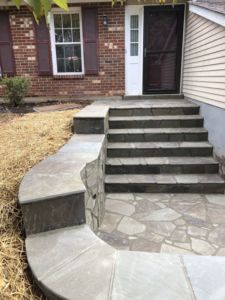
[143,5,184,94]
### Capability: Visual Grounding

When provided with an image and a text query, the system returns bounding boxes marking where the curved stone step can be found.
[105,174,225,194]
[19,134,106,236]
[106,157,219,174]
[26,224,225,300]
[108,128,208,142]
[107,141,213,157]
[109,115,204,129]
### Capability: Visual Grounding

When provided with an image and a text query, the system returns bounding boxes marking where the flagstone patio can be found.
[97,193,225,255]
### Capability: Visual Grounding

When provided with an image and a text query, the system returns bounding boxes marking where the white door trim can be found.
[125,5,144,96]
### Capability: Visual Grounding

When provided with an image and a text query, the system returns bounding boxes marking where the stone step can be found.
[109,105,199,116]
[109,115,204,129]
[106,157,219,174]
[107,142,213,157]
[105,174,225,194]
[108,128,208,143]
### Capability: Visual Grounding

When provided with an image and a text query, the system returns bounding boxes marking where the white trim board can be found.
[125,5,144,96]
[189,4,225,28]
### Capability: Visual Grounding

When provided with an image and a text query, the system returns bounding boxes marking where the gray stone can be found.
[184,203,206,221]
[22,193,85,235]
[106,193,135,202]
[112,252,193,300]
[187,226,208,237]
[191,238,215,255]
[141,208,181,222]
[130,239,161,252]
[174,243,192,250]
[137,231,164,243]
[171,229,187,242]
[183,255,225,300]
[105,199,135,216]
[99,213,122,234]
[206,195,225,206]
[97,231,129,250]
[161,244,193,255]
[147,221,176,237]
[207,206,225,224]
[216,248,225,256]
[208,225,225,247]
[117,217,146,235]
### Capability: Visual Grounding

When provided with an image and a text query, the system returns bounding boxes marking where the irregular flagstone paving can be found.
[97,193,225,255]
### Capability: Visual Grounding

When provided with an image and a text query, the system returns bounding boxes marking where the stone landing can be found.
[97,193,225,256]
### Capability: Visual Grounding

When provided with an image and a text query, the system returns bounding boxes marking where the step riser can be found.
[105,183,225,194]
[110,107,199,117]
[108,132,208,143]
[107,148,213,157]
[106,164,219,175]
[109,119,203,129]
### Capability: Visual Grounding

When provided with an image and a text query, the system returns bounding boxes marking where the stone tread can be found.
[109,115,203,121]
[107,141,213,149]
[108,128,207,134]
[106,157,218,166]
[26,224,225,300]
[105,174,225,184]
[108,101,198,108]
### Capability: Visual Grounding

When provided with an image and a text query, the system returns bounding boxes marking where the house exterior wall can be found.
[183,10,225,109]
[0,4,125,98]
[183,8,225,165]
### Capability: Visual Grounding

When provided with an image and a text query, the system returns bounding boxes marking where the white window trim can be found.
[49,7,85,76]
[189,4,225,28]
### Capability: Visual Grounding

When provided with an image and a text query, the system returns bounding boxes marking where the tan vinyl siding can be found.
[183,11,225,108]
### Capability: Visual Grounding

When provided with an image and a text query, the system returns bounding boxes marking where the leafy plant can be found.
[2,76,31,107]
[11,0,177,22]
[12,0,68,21]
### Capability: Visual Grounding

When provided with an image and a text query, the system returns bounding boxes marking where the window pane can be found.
[131,30,138,43]
[72,14,80,28]
[56,45,82,73]
[130,15,138,29]
[72,29,80,42]
[57,58,65,72]
[55,29,63,42]
[65,45,74,57]
[56,45,64,58]
[62,14,71,28]
[73,45,81,72]
[54,14,62,28]
[63,29,72,42]
[131,43,138,56]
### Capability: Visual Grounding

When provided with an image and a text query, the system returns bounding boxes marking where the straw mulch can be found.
[0,109,79,299]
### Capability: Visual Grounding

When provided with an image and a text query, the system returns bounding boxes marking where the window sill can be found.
[53,74,84,79]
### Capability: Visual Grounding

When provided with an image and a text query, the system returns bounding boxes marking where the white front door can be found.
[125,5,144,96]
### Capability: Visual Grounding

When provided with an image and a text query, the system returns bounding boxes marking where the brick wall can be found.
[0,3,125,97]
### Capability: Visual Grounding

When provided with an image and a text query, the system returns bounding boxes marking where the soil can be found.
[0,100,92,125]
[0,100,92,114]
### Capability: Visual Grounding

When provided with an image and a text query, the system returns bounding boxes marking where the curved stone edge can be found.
[26,224,225,300]
[19,133,106,235]
[19,103,225,300]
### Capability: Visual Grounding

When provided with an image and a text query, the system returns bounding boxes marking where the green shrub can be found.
[1,76,31,107]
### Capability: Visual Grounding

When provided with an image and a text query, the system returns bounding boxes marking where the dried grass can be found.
[0,109,79,299]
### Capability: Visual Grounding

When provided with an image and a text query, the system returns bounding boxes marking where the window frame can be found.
[49,7,84,76]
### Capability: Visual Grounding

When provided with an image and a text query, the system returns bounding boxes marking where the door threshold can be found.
[123,94,184,100]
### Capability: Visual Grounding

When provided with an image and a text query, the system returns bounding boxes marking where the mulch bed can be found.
[0,109,81,299]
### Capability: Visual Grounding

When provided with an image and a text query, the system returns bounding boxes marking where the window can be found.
[51,10,83,75]
[130,15,139,56]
